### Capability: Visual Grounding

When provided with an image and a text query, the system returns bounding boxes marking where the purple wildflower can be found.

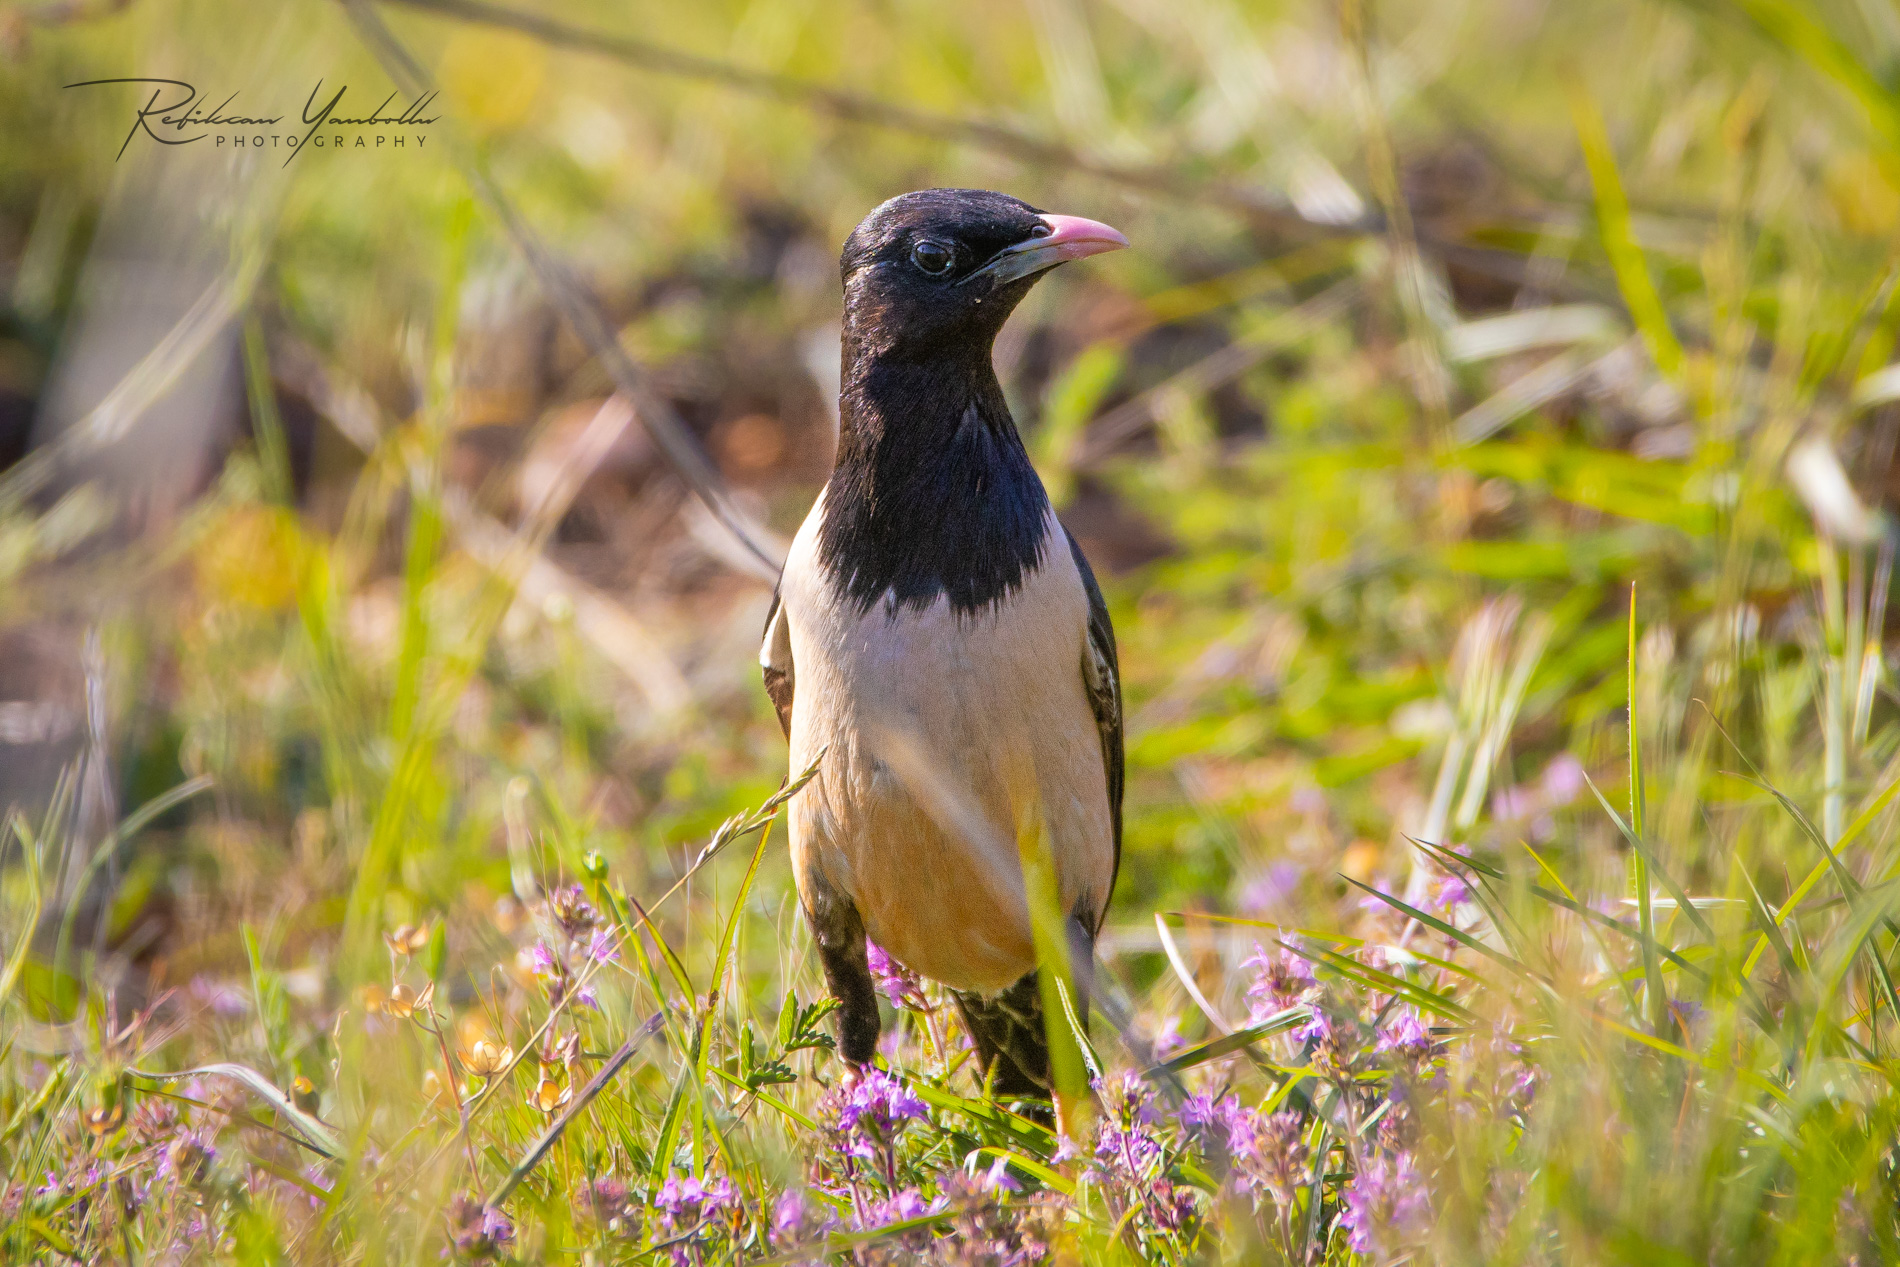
[188,975,250,1018]
[128,1097,181,1147]
[834,1069,928,1138]
[771,1188,837,1244]
[1219,1101,1260,1160]
[1233,1111,1310,1209]
[865,941,928,1011]
[1238,862,1301,915]
[1150,1184,1200,1233]
[1339,1152,1430,1255]
[1093,1112,1165,1184]
[1292,1006,1354,1072]
[445,1194,514,1261]
[942,1167,1054,1265]
[549,884,597,938]
[587,928,619,965]
[1376,1010,1433,1061]
[1500,1061,1540,1117]
[1089,1080,1200,1233]
[1430,872,1473,912]
[522,940,596,1011]
[653,1174,735,1230]
[856,1187,931,1228]
[773,1189,806,1239]
[650,1175,735,1266]
[980,1153,1023,1194]
[1093,1070,1161,1129]
[1183,1092,1310,1211]
[523,942,559,979]
[1244,946,1317,1022]
[1181,1091,1247,1142]
[576,1177,636,1237]
[1293,1008,1332,1048]
[302,1164,333,1212]
[1147,1014,1186,1062]
[1088,1070,1201,1234]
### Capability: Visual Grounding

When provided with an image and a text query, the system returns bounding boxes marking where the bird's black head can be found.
[821,191,1125,615]
[839,188,1126,362]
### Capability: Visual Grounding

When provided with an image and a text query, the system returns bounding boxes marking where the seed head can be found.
[459,1039,513,1079]
[83,1103,125,1136]
[384,923,431,956]
[529,1076,572,1115]
[385,983,419,1019]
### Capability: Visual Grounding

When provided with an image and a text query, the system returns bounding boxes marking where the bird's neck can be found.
[818,343,1051,617]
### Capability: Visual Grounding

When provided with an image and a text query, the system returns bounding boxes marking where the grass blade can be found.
[1154,913,1233,1033]
[1302,945,1476,1022]
[1733,773,1862,897]
[1578,770,1716,943]
[646,1019,700,1191]
[904,1077,1057,1158]
[0,814,43,1009]
[1567,83,1685,380]
[129,1062,341,1158]
[965,1146,1076,1196]
[487,1012,663,1206]
[1054,976,1104,1082]
[621,888,695,999]
[1143,1007,1310,1077]
[1623,590,1669,1033]
[1345,878,1529,975]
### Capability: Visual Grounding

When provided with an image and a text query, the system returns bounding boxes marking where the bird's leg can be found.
[820,933,879,1071]
[802,870,880,1070]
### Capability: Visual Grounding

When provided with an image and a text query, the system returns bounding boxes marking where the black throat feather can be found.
[818,337,1050,618]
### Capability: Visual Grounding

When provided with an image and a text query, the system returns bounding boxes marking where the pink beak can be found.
[1036,213,1130,261]
[969,211,1130,286]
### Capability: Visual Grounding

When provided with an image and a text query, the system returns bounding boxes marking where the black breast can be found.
[817,392,1050,619]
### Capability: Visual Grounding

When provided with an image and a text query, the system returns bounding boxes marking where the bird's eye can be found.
[910,240,955,276]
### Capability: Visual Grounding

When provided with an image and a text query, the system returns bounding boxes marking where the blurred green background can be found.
[7,0,1900,1261]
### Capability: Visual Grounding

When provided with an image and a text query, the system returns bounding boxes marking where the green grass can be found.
[8,0,1900,1262]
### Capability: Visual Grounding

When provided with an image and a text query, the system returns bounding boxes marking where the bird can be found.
[761,188,1126,1100]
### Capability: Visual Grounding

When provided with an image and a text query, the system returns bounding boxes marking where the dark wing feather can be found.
[761,588,795,739]
[952,974,1052,1103]
[1064,528,1123,929]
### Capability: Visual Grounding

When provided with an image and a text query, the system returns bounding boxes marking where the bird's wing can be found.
[760,588,795,739]
[1065,528,1123,925]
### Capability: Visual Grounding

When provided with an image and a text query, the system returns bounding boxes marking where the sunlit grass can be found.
[7,0,1900,1262]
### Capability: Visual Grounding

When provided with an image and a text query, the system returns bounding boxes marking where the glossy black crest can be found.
[821,189,1061,617]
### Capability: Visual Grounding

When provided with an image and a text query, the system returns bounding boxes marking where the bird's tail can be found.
[951,972,1055,1101]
